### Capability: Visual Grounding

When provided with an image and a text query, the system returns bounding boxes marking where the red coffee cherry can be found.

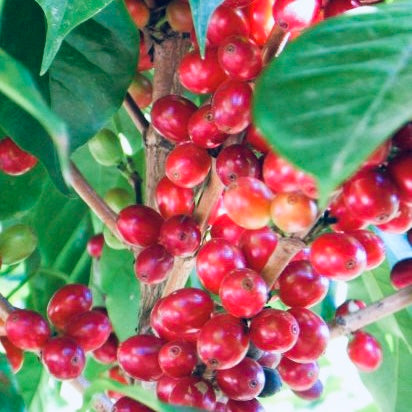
[335,299,366,318]
[179,48,227,94]
[156,375,180,402]
[257,351,282,369]
[293,379,323,400]
[188,104,228,149]
[278,261,329,308]
[207,6,250,46]
[377,202,412,234]
[118,334,164,381]
[0,137,37,175]
[169,376,216,410]
[362,140,392,169]
[108,366,129,400]
[166,0,193,33]
[219,268,268,318]
[197,313,249,370]
[390,258,412,290]
[6,309,50,351]
[250,308,299,352]
[212,80,253,134]
[217,357,265,401]
[388,152,412,204]
[42,336,85,380]
[210,214,246,246]
[65,310,112,352]
[310,232,367,281]
[218,36,262,81]
[343,169,400,224]
[272,0,321,32]
[0,337,23,373]
[278,357,319,391]
[216,144,260,186]
[138,34,153,72]
[346,230,385,270]
[47,284,93,331]
[392,122,412,150]
[246,125,271,154]
[347,331,383,372]
[117,205,163,247]
[134,244,174,284]
[165,143,212,189]
[248,0,275,47]
[196,238,247,294]
[226,398,265,412]
[285,308,329,363]
[125,0,150,28]
[151,95,197,143]
[87,233,104,259]
[223,0,256,6]
[155,176,194,219]
[128,73,153,109]
[158,341,197,378]
[112,396,155,412]
[239,226,278,272]
[224,177,273,230]
[329,194,367,232]
[324,0,361,18]
[92,333,118,365]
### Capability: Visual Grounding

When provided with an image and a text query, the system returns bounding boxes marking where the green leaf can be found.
[0,354,25,412]
[188,0,224,56]
[96,247,140,341]
[35,0,114,73]
[254,1,412,202]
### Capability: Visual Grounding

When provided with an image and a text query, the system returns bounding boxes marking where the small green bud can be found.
[0,224,37,265]
[103,226,126,250]
[104,188,135,213]
[88,129,123,166]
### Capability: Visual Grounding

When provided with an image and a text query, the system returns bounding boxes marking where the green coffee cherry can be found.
[104,188,134,213]
[0,224,37,265]
[103,226,126,250]
[88,129,123,166]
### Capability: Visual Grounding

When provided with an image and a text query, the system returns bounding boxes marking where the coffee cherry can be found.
[278,357,319,391]
[137,34,153,72]
[125,0,149,28]
[224,177,273,230]
[239,226,278,271]
[272,0,321,32]
[390,258,412,290]
[250,308,299,352]
[223,0,256,6]
[107,366,129,400]
[270,192,317,233]
[42,336,85,380]
[210,214,246,246]
[128,73,153,108]
[0,224,37,265]
[47,284,93,331]
[246,125,271,154]
[92,333,118,364]
[285,308,329,363]
[347,331,382,372]
[220,268,268,318]
[212,80,253,134]
[156,375,180,402]
[197,313,249,370]
[88,129,123,166]
[293,379,323,400]
[87,233,104,259]
[166,0,193,33]
[392,122,412,150]
[226,398,265,412]
[346,230,385,270]
[179,48,226,94]
[66,310,112,351]
[377,202,412,234]
[215,402,226,412]
[329,194,367,232]
[158,341,197,378]
[324,0,361,18]
[217,357,265,401]
[6,309,50,351]
[207,6,250,46]
[248,0,275,47]
[117,205,163,247]
[118,335,164,381]
[104,188,134,213]
[216,144,260,186]
[388,152,412,204]
[335,299,366,317]
[257,351,282,369]
[278,261,329,308]
[165,143,211,188]
[0,137,37,175]
[159,215,201,257]
[169,376,216,410]
[0,337,23,373]
[310,232,367,281]
[135,244,174,284]
[362,140,392,169]
[112,396,154,412]
[196,238,247,294]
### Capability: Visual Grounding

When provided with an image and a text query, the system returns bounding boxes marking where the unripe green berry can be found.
[0,224,37,265]
[88,129,123,166]
[103,226,126,250]
[104,188,134,213]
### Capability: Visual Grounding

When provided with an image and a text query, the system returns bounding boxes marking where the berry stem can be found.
[329,284,412,338]
[124,93,150,136]
[261,24,290,66]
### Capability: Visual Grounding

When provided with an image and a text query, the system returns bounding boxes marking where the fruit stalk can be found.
[124,93,150,135]
[261,24,290,65]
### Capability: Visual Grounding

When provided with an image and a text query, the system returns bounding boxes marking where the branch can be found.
[124,94,149,136]
[261,24,290,66]
[329,285,412,338]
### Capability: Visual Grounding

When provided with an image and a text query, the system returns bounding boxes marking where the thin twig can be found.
[261,24,290,66]
[124,94,150,136]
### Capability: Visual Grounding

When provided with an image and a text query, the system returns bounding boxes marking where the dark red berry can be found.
[393,122,412,150]
[335,299,366,318]
[92,333,118,364]
[156,375,180,402]
[346,230,385,270]
[278,357,319,391]
[112,396,155,412]
[0,137,37,175]
[388,152,412,205]
[87,233,104,258]
[158,341,197,378]
[390,258,412,290]
[0,337,23,373]
[226,398,265,412]
[347,331,382,372]
[324,0,360,18]
[293,379,323,400]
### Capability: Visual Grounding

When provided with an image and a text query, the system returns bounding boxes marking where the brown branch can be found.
[261,24,290,66]
[329,285,412,338]
[124,94,150,136]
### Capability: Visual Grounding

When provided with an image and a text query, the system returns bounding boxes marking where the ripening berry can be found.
[347,331,383,372]
[0,137,37,175]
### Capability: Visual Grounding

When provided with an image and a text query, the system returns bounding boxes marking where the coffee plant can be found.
[0,0,411,411]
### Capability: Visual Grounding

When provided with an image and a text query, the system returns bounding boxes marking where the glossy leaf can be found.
[35,0,113,73]
[254,1,412,202]
[0,354,25,412]
[188,0,224,55]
